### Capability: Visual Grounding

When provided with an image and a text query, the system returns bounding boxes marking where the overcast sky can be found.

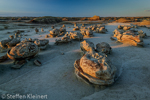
[0,0,150,17]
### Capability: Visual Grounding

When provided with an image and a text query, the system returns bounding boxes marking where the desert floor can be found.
[0,22,150,100]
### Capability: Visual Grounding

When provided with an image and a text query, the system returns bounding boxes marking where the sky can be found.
[0,0,150,17]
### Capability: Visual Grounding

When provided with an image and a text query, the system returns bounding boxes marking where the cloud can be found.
[145,10,150,12]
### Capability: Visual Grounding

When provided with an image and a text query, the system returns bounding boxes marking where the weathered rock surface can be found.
[113,29,124,37]
[74,51,117,85]
[138,30,147,38]
[96,42,112,54]
[7,42,39,60]
[66,32,83,41]
[117,32,144,46]
[59,28,66,35]
[0,39,12,48]
[73,26,80,31]
[118,25,123,29]
[6,38,20,48]
[11,60,27,69]
[0,54,8,63]
[49,29,60,37]
[34,59,42,66]
[55,36,72,45]
[80,29,93,37]
[34,39,49,50]
[80,40,95,55]
[123,26,131,30]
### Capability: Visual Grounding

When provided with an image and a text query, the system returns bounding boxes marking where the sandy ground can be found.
[0,22,150,100]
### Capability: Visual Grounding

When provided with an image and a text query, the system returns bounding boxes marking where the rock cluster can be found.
[65,32,83,41]
[80,40,111,55]
[96,27,108,33]
[73,26,80,31]
[80,29,93,37]
[0,38,20,49]
[113,25,145,46]
[55,36,72,45]
[49,29,60,37]
[49,28,66,37]
[74,40,116,86]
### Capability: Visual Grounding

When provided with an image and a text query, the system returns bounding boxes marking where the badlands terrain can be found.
[0,17,150,100]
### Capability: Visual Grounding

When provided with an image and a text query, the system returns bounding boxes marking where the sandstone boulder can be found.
[49,29,60,37]
[34,39,49,50]
[74,51,117,85]
[0,39,12,48]
[96,42,111,54]
[80,40,95,55]
[123,26,131,30]
[73,26,80,31]
[96,27,107,33]
[118,25,123,29]
[117,33,144,46]
[68,32,83,41]
[113,29,124,37]
[59,28,66,35]
[55,36,72,45]
[7,42,39,60]
[6,38,20,48]
[80,29,93,37]
[138,30,147,38]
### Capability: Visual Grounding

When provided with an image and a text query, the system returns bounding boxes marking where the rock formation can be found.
[74,51,117,85]
[96,42,112,54]
[7,42,39,60]
[66,32,83,41]
[96,27,108,33]
[49,29,60,37]
[34,39,49,50]
[55,36,72,45]
[80,40,95,55]
[138,30,147,38]
[80,29,93,37]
